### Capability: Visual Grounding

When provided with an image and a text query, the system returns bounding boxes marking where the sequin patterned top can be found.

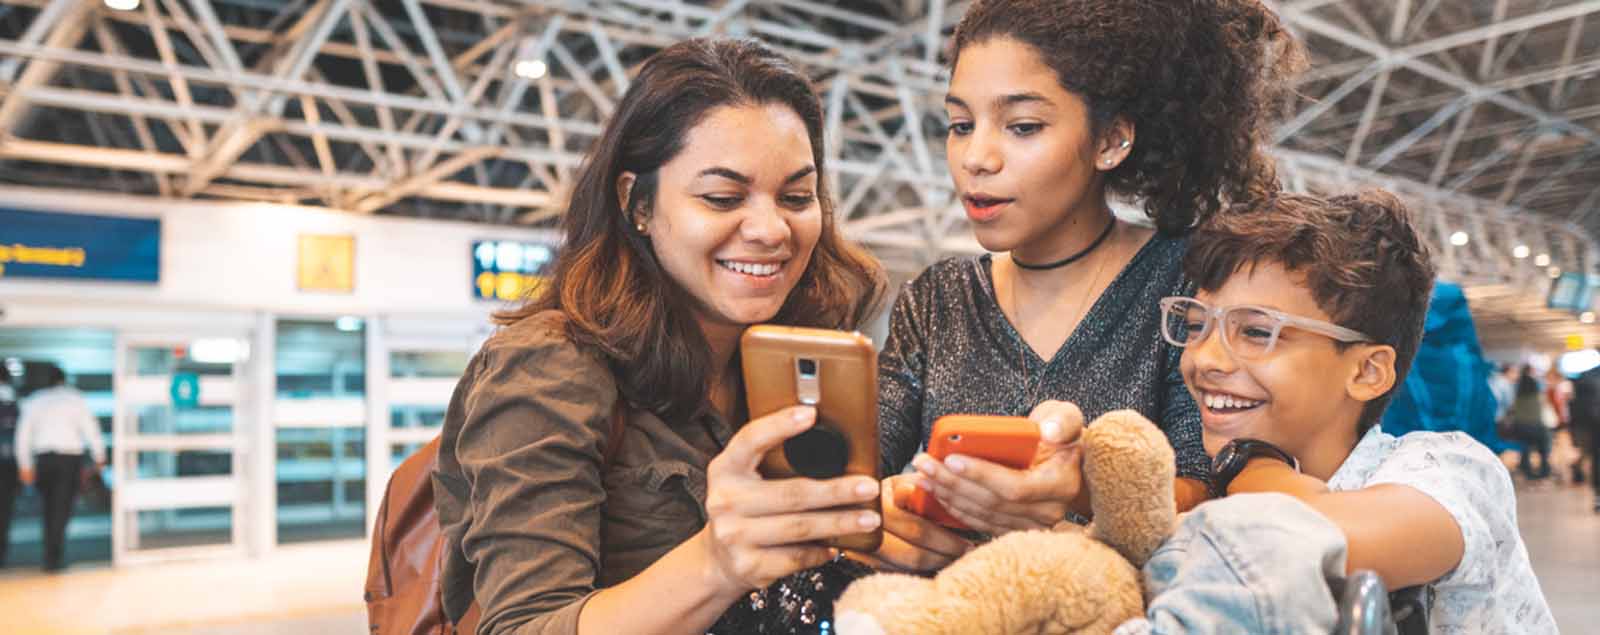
[878,233,1211,483]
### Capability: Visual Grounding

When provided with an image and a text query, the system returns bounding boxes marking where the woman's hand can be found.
[868,474,976,572]
[695,405,883,594]
[910,400,1089,534]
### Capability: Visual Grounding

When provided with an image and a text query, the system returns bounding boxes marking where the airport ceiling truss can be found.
[0,0,1597,286]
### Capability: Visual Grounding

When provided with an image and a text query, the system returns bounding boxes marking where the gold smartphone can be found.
[740,325,882,552]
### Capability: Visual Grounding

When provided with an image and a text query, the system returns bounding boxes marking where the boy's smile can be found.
[1179,262,1374,476]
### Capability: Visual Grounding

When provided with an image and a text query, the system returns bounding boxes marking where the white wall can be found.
[0,185,557,326]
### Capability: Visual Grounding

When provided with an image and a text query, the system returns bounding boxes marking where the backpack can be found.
[365,405,627,635]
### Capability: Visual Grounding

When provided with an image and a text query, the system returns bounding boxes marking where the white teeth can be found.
[1205,392,1261,411]
[720,260,781,276]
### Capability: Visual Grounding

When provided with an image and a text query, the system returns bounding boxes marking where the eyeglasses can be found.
[1158,297,1373,361]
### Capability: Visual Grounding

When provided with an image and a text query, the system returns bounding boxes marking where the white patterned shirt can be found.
[1328,427,1556,634]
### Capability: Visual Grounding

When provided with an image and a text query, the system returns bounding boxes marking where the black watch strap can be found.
[1209,438,1299,498]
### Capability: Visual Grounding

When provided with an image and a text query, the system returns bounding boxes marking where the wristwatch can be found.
[1209,438,1300,499]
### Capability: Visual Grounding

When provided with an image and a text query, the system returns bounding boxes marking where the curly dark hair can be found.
[1184,190,1438,435]
[495,38,886,425]
[952,0,1305,234]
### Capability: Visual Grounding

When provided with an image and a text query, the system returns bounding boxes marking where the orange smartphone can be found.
[906,415,1041,530]
[740,325,882,552]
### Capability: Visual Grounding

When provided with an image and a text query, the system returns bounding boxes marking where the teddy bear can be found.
[834,410,1178,635]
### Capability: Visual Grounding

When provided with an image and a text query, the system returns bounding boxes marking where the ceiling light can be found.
[104,0,140,10]
[1535,253,1551,267]
[513,59,548,80]
[1449,231,1469,246]
[1513,245,1529,259]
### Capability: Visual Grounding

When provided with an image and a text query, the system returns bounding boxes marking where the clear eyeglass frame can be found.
[1158,296,1373,361]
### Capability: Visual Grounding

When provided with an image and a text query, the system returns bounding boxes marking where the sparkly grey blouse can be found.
[877,233,1211,483]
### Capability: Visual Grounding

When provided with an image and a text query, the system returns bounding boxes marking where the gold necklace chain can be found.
[1010,221,1117,411]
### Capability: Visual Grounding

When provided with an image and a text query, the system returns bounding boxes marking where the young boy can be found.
[1125,190,1554,633]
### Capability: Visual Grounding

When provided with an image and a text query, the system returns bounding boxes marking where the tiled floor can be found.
[1516,475,1598,633]
[0,479,1593,634]
[0,540,366,635]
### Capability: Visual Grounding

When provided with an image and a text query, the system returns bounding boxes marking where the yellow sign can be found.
[476,271,547,302]
[0,243,88,268]
[297,234,355,293]
[1568,335,1586,351]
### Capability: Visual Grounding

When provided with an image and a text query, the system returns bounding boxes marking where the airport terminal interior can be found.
[0,0,1598,633]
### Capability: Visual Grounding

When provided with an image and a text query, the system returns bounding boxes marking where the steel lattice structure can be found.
[0,0,1597,323]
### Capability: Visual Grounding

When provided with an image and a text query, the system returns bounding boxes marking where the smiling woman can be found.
[432,37,888,635]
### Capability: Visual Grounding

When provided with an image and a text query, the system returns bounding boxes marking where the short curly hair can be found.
[951,0,1305,234]
[1184,190,1438,435]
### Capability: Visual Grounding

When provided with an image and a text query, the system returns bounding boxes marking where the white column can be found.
[364,315,390,538]
[245,312,277,556]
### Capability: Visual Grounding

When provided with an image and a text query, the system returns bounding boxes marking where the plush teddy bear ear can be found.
[1084,410,1178,568]
[835,573,936,635]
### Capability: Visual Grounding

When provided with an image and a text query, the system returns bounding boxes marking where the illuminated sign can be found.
[0,208,160,282]
[473,240,556,301]
[298,233,356,293]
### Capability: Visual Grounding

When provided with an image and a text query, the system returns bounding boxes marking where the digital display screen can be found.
[0,207,160,283]
[473,240,557,301]
[1547,272,1593,313]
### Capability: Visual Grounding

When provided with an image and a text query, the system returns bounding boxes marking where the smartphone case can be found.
[740,325,882,552]
[907,415,1041,530]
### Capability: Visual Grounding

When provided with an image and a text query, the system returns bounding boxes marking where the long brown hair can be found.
[496,38,886,425]
[952,0,1305,233]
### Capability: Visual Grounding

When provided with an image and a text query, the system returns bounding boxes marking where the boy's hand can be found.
[910,400,1089,534]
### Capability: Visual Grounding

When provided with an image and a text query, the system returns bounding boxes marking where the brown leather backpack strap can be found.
[602,394,627,467]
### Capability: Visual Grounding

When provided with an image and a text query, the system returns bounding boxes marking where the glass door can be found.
[274,319,368,544]
[112,335,250,565]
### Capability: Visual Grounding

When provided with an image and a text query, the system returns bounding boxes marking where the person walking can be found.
[15,365,105,572]
[0,365,19,567]
[1511,365,1553,482]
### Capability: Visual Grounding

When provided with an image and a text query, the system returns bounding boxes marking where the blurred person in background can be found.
[1490,363,1517,433]
[1543,366,1570,432]
[1543,366,1573,484]
[15,364,105,572]
[1511,365,1552,482]
[1570,353,1600,511]
[0,364,17,567]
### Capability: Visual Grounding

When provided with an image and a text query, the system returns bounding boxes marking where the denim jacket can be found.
[1115,493,1347,635]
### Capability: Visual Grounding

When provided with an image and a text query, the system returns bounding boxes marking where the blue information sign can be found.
[170,372,200,410]
[0,207,160,283]
[473,240,557,301]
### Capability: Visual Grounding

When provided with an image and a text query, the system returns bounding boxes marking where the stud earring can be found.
[1120,139,1131,148]
[635,222,647,234]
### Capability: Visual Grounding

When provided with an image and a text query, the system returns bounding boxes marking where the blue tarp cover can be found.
[1380,281,1513,452]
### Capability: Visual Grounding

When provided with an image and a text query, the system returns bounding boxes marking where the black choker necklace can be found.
[1012,218,1116,271]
